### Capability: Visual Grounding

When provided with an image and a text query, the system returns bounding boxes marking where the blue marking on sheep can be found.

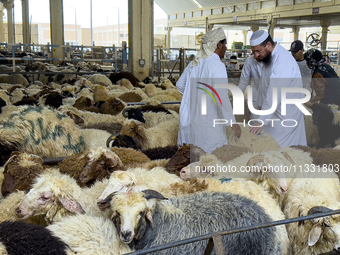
[219,177,232,184]
[63,134,85,153]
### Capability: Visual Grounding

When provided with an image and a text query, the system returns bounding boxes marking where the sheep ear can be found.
[58,196,86,214]
[146,211,154,228]
[308,224,322,246]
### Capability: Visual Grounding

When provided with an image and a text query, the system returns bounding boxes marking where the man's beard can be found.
[261,51,272,66]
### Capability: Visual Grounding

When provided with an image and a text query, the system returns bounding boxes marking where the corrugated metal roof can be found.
[154,0,199,14]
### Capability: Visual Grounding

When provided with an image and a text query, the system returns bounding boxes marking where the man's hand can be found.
[231,124,241,138]
[304,101,313,108]
[249,122,263,135]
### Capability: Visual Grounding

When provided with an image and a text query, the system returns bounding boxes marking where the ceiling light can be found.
[192,0,203,8]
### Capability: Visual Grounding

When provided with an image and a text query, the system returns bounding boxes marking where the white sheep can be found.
[88,74,112,87]
[226,125,281,152]
[81,128,112,149]
[283,177,340,254]
[47,214,132,255]
[16,168,110,224]
[119,118,179,149]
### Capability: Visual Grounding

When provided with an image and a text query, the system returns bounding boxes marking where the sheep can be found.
[179,150,295,203]
[0,221,70,255]
[81,122,122,136]
[81,128,113,149]
[88,74,113,87]
[16,168,110,224]
[0,105,86,166]
[116,78,134,90]
[119,118,179,150]
[110,147,151,167]
[226,125,281,152]
[108,72,140,86]
[312,103,340,148]
[97,167,183,203]
[107,134,143,151]
[291,145,340,174]
[58,147,123,187]
[282,177,340,254]
[0,74,29,86]
[142,145,178,160]
[165,144,206,176]
[106,190,283,254]
[304,108,319,147]
[47,214,132,255]
[0,190,46,225]
[118,91,143,103]
[1,152,44,197]
[122,108,145,123]
[165,144,249,176]
[58,105,126,126]
[92,85,111,102]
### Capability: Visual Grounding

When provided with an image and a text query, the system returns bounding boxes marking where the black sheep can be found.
[122,108,145,123]
[108,72,140,86]
[0,221,69,255]
[311,103,340,148]
[142,145,178,160]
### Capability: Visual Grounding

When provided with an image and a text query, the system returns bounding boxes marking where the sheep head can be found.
[105,190,167,244]
[1,152,44,197]
[246,151,293,195]
[307,206,340,252]
[16,169,85,224]
[99,97,125,115]
[78,148,123,187]
[97,170,135,207]
[122,108,145,123]
[120,120,147,141]
[166,144,206,176]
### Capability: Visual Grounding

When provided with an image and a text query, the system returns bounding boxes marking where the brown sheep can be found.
[292,145,340,178]
[58,147,124,187]
[165,144,205,176]
[1,152,44,198]
[118,92,143,103]
[73,96,94,111]
[97,97,125,115]
[110,147,151,167]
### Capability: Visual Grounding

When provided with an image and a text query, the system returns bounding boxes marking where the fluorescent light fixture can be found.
[192,0,203,8]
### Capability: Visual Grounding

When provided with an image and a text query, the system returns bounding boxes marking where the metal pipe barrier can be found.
[124,209,340,255]
[126,101,181,106]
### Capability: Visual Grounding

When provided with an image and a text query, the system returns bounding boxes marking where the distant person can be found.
[290,40,312,93]
[227,55,238,70]
[304,49,340,107]
[176,28,241,153]
[248,30,307,147]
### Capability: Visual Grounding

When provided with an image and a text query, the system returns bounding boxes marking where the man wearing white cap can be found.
[248,30,307,147]
[176,28,241,153]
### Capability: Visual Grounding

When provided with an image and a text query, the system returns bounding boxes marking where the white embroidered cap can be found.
[249,30,269,47]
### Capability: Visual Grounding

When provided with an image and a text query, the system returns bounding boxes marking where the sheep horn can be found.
[122,108,132,117]
[246,155,265,167]
[308,206,332,224]
[308,206,332,215]
[280,152,295,166]
[98,191,118,205]
[106,136,116,148]
[141,190,168,200]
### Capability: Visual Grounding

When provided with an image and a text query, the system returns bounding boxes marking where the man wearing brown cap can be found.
[290,40,312,93]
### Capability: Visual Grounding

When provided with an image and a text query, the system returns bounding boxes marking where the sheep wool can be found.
[0,105,86,158]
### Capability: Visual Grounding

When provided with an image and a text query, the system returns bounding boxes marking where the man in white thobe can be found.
[238,55,263,119]
[249,30,307,147]
[176,28,241,153]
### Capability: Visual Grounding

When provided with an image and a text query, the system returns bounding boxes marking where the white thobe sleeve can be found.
[176,63,191,95]
[212,63,236,124]
[238,58,251,93]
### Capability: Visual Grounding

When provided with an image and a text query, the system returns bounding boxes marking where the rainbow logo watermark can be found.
[197,82,222,115]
